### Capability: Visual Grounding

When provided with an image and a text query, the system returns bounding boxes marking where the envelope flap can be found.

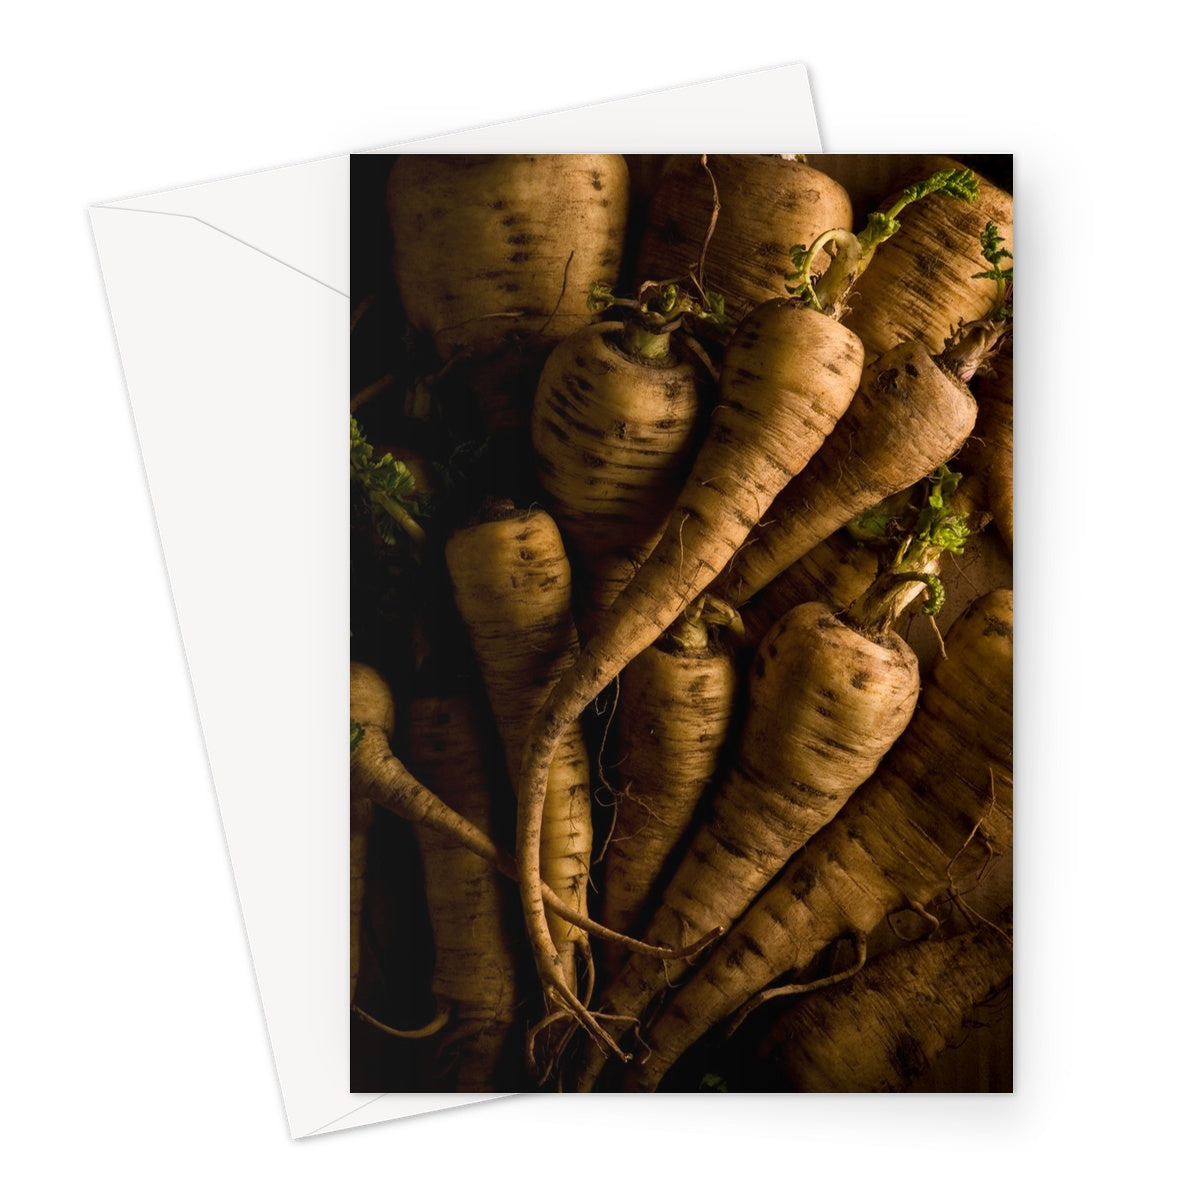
[102,157,350,295]
[90,206,364,1135]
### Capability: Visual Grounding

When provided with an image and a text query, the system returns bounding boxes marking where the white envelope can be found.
[89,64,822,1139]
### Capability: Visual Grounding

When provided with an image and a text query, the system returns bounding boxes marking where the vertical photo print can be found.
[349,153,1014,1093]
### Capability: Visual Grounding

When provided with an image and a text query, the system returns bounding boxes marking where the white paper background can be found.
[3,2,1193,1195]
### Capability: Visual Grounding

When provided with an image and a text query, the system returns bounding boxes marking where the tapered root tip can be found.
[527,984,635,1079]
[663,924,724,960]
[352,1004,450,1040]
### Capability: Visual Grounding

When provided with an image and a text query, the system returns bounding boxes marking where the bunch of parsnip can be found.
[348,153,1014,1093]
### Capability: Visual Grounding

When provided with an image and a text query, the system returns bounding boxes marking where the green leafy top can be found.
[848,467,970,564]
[843,486,915,545]
[866,167,978,246]
[351,417,417,503]
[844,466,981,630]
[589,278,733,357]
[785,167,980,315]
[936,221,1013,382]
[350,416,428,549]
[972,220,1014,320]
[911,465,972,559]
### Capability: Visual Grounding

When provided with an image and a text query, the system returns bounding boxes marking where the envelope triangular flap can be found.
[92,207,352,1132]
[102,157,350,295]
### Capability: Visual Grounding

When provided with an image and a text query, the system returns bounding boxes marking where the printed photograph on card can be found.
[348,153,1013,1094]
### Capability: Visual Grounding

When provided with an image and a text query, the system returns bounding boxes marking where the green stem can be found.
[938,222,1013,380]
[844,558,947,636]
[620,321,672,360]
[869,166,980,246]
[788,167,980,317]
[373,493,427,546]
[793,230,862,313]
[350,415,428,549]
[844,473,985,634]
[892,571,946,617]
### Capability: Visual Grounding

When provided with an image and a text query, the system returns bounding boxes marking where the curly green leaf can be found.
[912,468,969,558]
[924,512,972,555]
[926,465,962,511]
[786,169,980,315]
[588,281,618,313]
[896,167,979,209]
[861,211,900,249]
[846,503,901,545]
[858,168,980,259]
[971,220,1014,318]
[350,416,426,548]
[698,290,734,334]
[915,572,946,616]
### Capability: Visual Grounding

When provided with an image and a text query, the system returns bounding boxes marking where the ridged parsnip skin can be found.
[444,510,592,971]
[351,661,396,735]
[531,322,712,620]
[349,663,395,1001]
[714,340,978,609]
[387,154,630,361]
[802,154,937,226]
[529,302,865,732]
[962,341,1014,555]
[350,711,685,972]
[601,638,737,954]
[643,603,920,961]
[517,302,863,1018]
[406,695,522,1091]
[756,924,1012,1092]
[623,588,1013,1091]
[842,159,1013,363]
[578,602,920,1090]
[901,522,1013,676]
[740,532,879,646]
[635,155,852,323]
